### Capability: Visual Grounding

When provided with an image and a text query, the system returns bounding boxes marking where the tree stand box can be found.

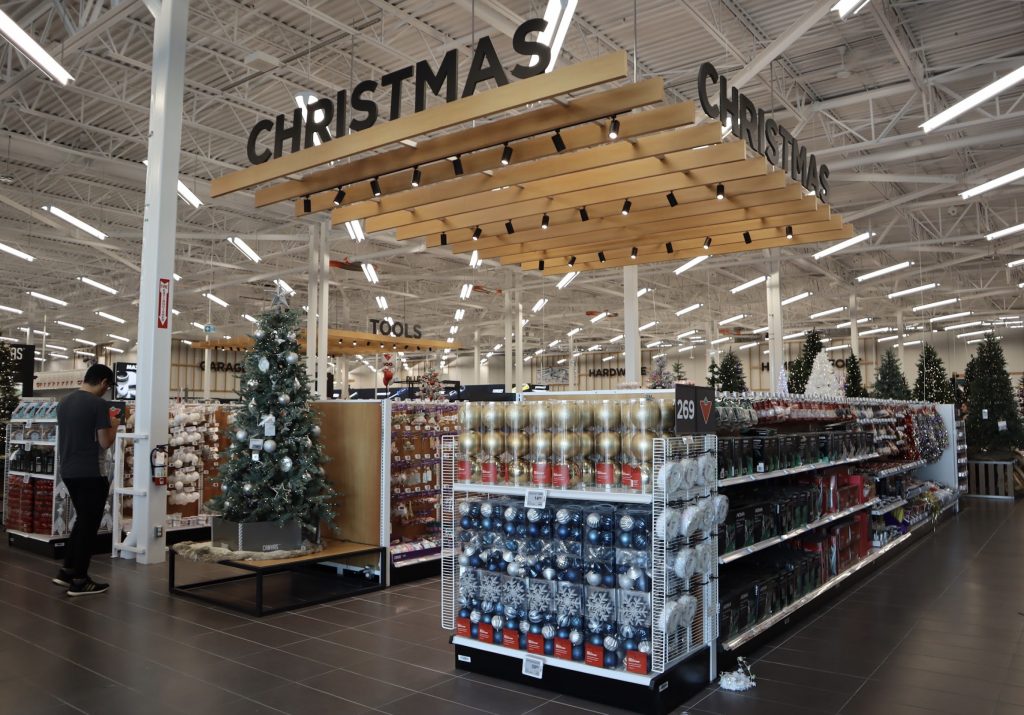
[211,517,302,552]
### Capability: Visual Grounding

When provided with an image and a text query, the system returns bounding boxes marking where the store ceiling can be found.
[0,0,1022,372]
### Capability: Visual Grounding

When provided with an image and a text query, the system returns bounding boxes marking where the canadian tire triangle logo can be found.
[699,397,713,424]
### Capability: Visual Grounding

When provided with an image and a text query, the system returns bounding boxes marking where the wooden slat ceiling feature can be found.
[328,105,700,224]
[200,329,459,356]
[293,81,674,215]
[211,51,630,198]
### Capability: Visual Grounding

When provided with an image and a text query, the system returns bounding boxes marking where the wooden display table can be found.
[169,539,385,616]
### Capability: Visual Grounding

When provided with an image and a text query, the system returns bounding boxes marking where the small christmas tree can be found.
[648,355,674,389]
[788,331,823,394]
[0,341,18,456]
[965,334,1024,455]
[804,351,843,396]
[776,366,790,396]
[210,291,335,539]
[671,361,686,382]
[873,348,912,400]
[418,368,445,401]
[913,343,954,403]
[707,360,719,390]
[844,354,867,398]
[717,351,747,392]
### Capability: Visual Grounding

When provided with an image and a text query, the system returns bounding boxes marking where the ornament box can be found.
[211,517,302,552]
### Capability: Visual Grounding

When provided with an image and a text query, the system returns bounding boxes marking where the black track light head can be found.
[608,116,620,140]
[541,213,550,230]
[743,231,752,245]
[621,199,631,216]
[630,246,638,259]
[665,242,674,254]
[500,143,512,165]
[598,251,606,263]
[302,196,312,213]
[716,183,725,200]
[538,260,545,271]
[704,236,712,250]
[440,232,447,246]
[552,130,566,152]
[568,255,576,267]
[667,191,678,207]
[472,226,482,241]
[411,166,421,187]
[371,177,382,197]
[332,188,345,207]
[453,155,464,175]
[505,220,515,235]
[579,206,589,222]
[786,225,794,240]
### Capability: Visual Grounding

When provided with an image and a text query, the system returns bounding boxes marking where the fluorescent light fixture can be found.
[0,304,22,314]
[831,0,862,19]
[813,232,871,260]
[556,358,567,365]
[639,321,658,331]
[361,263,379,284]
[888,282,938,299]
[1007,258,1024,268]
[273,279,296,295]
[460,283,473,300]
[602,355,616,362]
[531,0,578,72]
[719,314,745,326]
[738,342,759,350]
[142,160,202,208]
[652,353,667,360]
[752,326,770,334]
[41,205,106,240]
[901,340,922,347]
[242,314,257,324]
[877,334,903,343]
[454,308,465,321]
[930,311,973,323]
[450,325,459,335]
[533,348,544,356]
[74,337,96,346]
[31,329,47,336]
[825,344,850,352]
[549,339,560,348]
[677,330,697,339]
[637,287,651,298]
[960,167,1024,200]
[986,222,1024,240]
[566,327,582,337]
[730,275,767,293]
[860,327,892,336]
[957,329,991,339]
[227,236,261,263]
[673,255,708,275]
[173,273,181,282]
[944,321,982,331]
[521,318,530,327]
[171,309,181,316]
[46,343,66,350]
[784,331,807,340]
[345,220,365,242]
[375,296,388,311]
[921,62,1024,133]
[105,346,125,354]
[28,291,67,306]
[782,291,812,306]
[556,272,579,290]
[73,350,95,357]
[96,311,126,324]
[587,344,602,351]
[494,343,503,352]
[912,297,959,312]
[56,320,82,330]
[49,353,68,360]
[469,249,482,269]
[836,318,871,328]
[0,241,34,262]
[203,292,229,308]
[856,261,913,282]
[0,9,74,85]
[609,334,624,343]
[190,322,205,330]
[646,341,663,349]
[77,276,117,294]
[532,298,548,313]
[107,334,129,343]
[590,312,608,323]
[711,337,730,345]
[675,303,703,317]
[967,336,1001,344]
[678,345,695,353]
[810,306,845,319]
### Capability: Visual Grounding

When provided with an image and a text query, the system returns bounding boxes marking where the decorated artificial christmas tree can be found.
[0,341,18,456]
[776,366,790,396]
[844,354,867,398]
[1017,374,1024,417]
[913,343,954,403]
[210,291,335,548]
[788,331,824,395]
[873,348,912,400]
[671,361,686,382]
[418,368,445,401]
[803,351,843,396]
[648,355,674,389]
[717,351,747,392]
[965,334,1024,455]
[707,360,719,390]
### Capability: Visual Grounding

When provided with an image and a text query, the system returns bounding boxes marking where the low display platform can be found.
[169,538,386,616]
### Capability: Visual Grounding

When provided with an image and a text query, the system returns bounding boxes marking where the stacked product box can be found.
[4,475,34,532]
[32,480,54,534]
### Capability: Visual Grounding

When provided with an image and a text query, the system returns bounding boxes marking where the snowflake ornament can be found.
[502,578,527,610]
[586,589,615,624]
[478,573,502,603]
[528,581,554,612]
[459,570,478,600]
[619,593,652,628]
[555,585,583,616]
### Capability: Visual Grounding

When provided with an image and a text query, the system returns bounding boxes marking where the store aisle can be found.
[0,498,1019,715]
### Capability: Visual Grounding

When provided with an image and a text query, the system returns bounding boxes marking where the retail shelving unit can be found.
[955,418,968,493]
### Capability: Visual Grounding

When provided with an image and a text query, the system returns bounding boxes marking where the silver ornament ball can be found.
[312,425,321,438]
[258,357,270,373]
[262,439,277,453]
[280,456,294,472]
[285,351,299,365]
[235,429,248,442]
[278,393,291,406]
[253,328,265,339]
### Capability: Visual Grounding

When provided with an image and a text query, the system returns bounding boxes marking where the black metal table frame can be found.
[168,544,387,616]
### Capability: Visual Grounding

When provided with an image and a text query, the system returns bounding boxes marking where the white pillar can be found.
[515,283,524,390]
[201,346,211,400]
[896,309,905,366]
[849,294,860,357]
[503,290,513,393]
[706,319,718,378]
[766,255,784,383]
[316,224,329,396]
[569,334,577,390]
[623,266,640,383]
[473,329,480,384]
[306,226,318,379]
[132,0,188,565]
[341,360,349,399]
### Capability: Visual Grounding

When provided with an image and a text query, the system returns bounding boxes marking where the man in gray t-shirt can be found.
[55,364,118,596]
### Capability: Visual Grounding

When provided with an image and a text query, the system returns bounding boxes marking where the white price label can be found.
[522,656,544,679]
[982,409,989,419]
[756,462,765,473]
[998,419,1008,432]
[249,438,264,451]
[524,489,547,509]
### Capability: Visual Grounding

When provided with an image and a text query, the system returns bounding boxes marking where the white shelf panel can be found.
[9,440,56,446]
[871,499,907,517]
[9,418,57,424]
[6,470,55,481]
[718,452,880,488]
[452,482,654,504]
[871,459,926,480]
[6,529,64,542]
[719,499,880,565]
[451,636,657,685]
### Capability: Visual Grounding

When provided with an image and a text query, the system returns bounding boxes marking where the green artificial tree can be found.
[671,361,686,382]
[873,348,912,400]
[1017,374,1024,417]
[788,330,824,395]
[965,334,1024,455]
[717,351,747,392]
[0,341,18,456]
[844,354,867,398]
[913,343,954,404]
[648,355,674,389]
[707,360,719,390]
[210,294,335,537]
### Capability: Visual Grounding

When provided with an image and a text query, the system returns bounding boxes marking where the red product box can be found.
[477,623,494,643]
[852,513,870,558]
[584,643,604,668]
[526,633,545,655]
[502,630,519,650]
[625,650,649,674]
[553,638,572,660]
[621,465,643,491]
[455,618,471,638]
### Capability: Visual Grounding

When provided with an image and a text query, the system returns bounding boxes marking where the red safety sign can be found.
[157,278,171,329]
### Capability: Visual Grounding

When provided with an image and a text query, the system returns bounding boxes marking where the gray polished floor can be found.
[0,498,1020,715]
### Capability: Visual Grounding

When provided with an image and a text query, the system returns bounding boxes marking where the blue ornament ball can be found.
[618,532,633,547]
[565,567,580,583]
[530,623,542,634]
[603,651,618,668]
[600,531,614,546]
[520,633,528,649]
[460,516,473,530]
[632,532,649,550]
[635,573,651,592]
[624,639,637,651]
[504,523,516,536]
[459,608,470,618]
[544,640,555,655]
[572,645,585,661]
[586,529,600,544]
[589,633,603,646]
[600,515,615,531]
[633,517,648,532]
[557,627,570,639]
[481,517,493,530]
[556,525,570,539]
[602,573,616,588]
[470,624,479,638]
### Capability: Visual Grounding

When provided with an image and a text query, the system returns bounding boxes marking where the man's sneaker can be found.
[67,578,109,597]
[52,568,74,588]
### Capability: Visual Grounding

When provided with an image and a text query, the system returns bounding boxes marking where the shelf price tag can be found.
[524,489,547,509]
[522,656,544,679]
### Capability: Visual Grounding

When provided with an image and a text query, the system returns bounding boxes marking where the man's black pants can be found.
[63,477,110,579]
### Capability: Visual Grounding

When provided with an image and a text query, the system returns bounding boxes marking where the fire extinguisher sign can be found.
[157,278,171,329]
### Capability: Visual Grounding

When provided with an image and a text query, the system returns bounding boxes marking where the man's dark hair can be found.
[83,364,114,386]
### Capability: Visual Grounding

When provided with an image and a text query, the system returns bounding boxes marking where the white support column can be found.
[473,329,480,384]
[706,319,718,378]
[503,291,513,393]
[766,254,784,382]
[849,294,860,356]
[515,282,524,390]
[623,266,640,383]
[341,360,349,399]
[569,334,577,390]
[132,0,188,565]
[316,224,329,396]
[201,346,211,400]
[896,309,905,366]
[306,226,318,379]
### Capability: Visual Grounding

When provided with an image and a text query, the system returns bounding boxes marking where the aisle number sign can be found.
[674,384,716,435]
